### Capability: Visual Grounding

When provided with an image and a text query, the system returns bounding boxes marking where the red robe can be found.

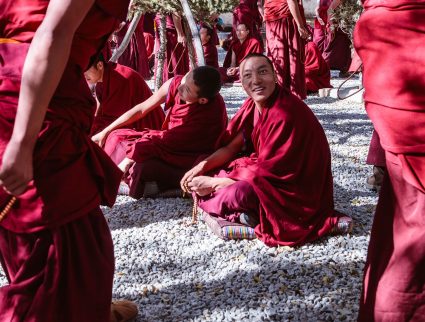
[355,1,425,320]
[116,18,151,79]
[91,62,164,135]
[233,0,264,49]
[202,40,219,69]
[104,76,228,192]
[202,86,340,247]
[305,41,331,92]
[0,0,128,320]
[154,15,190,83]
[264,0,307,99]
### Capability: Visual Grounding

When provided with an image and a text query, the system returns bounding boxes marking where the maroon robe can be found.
[233,0,264,49]
[355,1,425,320]
[264,0,307,99]
[305,41,331,93]
[313,0,332,52]
[154,15,190,83]
[0,0,128,320]
[221,37,263,83]
[199,86,341,247]
[203,40,219,69]
[104,75,228,197]
[91,62,164,135]
[116,18,151,79]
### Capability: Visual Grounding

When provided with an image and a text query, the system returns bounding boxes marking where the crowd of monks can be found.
[0,0,423,321]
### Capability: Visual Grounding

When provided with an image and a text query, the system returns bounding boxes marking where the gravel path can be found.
[0,59,375,321]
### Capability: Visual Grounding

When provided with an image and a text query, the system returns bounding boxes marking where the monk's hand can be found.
[298,25,310,40]
[177,34,187,46]
[0,141,33,196]
[187,176,215,197]
[180,161,206,192]
[91,130,108,147]
[317,17,325,26]
[227,67,236,76]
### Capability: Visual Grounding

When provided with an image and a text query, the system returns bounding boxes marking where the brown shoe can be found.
[366,166,386,191]
[110,300,138,322]
[331,216,354,235]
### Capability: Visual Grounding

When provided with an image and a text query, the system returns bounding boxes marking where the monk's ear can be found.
[97,61,104,71]
[198,97,208,104]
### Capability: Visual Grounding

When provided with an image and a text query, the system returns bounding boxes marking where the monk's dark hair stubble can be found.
[241,53,275,72]
[192,66,222,99]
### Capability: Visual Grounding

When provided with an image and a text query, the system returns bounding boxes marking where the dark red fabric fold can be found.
[305,41,331,92]
[91,62,164,135]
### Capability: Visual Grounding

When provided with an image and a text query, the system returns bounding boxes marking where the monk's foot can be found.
[338,71,351,78]
[239,212,260,228]
[142,181,160,198]
[118,183,130,196]
[366,166,385,192]
[110,300,138,322]
[318,88,332,97]
[331,216,354,235]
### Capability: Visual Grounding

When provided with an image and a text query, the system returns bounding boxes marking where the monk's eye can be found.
[259,69,267,75]
[243,73,252,78]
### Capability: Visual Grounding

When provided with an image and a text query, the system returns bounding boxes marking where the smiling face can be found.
[236,24,249,43]
[177,72,202,104]
[240,55,277,107]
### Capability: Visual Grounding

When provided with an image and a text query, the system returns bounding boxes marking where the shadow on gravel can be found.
[130,255,362,322]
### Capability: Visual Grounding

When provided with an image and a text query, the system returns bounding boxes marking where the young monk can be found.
[354,1,425,320]
[0,0,137,321]
[181,54,352,247]
[221,23,263,83]
[92,66,227,199]
[84,55,164,135]
[262,0,309,99]
[200,24,219,69]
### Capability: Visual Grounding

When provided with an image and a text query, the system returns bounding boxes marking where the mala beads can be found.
[0,196,17,223]
[183,182,198,225]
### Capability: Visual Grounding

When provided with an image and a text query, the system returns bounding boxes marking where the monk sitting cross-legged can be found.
[92,66,228,199]
[84,55,165,136]
[181,54,353,247]
[220,23,263,84]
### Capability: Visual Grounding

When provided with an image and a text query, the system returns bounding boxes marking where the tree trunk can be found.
[180,0,205,66]
[109,12,142,63]
[155,15,167,91]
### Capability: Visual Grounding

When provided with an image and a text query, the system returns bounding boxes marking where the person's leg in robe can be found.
[366,130,386,190]
[266,18,306,100]
[0,208,114,322]
[198,180,260,222]
[358,152,425,321]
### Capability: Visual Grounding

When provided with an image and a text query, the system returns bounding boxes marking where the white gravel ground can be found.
[0,54,376,321]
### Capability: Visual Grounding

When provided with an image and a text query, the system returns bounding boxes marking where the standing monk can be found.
[200,24,219,69]
[84,55,164,135]
[181,54,352,247]
[92,67,227,199]
[262,0,309,99]
[354,1,425,320]
[0,0,137,321]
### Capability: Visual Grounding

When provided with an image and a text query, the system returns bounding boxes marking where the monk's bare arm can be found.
[287,0,309,39]
[0,0,95,196]
[180,132,244,190]
[92,79,172,146]
[172,13,186,44]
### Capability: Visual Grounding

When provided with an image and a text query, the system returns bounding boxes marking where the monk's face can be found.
[200,27,211,45]
[84,61,103,85]
[236,24,249,42]
[178,72,203,104]
[240,56,276,106]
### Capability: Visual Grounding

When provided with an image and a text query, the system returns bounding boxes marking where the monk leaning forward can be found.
[93,66,228,199]
[84,55,164,136]
[181,54,353,247]
[0,0,137,321]
[355,1,425,320]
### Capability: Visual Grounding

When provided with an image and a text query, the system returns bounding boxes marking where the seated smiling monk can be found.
[181,54,353,247]
[93,66,227,198]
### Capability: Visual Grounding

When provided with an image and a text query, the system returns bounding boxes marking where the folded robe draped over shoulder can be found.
[214,86,340,247]
[305,41,331,93]
[355,1,425,320]
[91,62,164,135]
